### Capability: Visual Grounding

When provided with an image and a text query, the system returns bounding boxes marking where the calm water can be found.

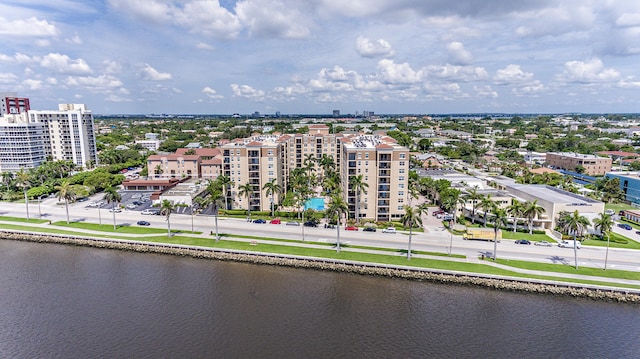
[1,239,639,358]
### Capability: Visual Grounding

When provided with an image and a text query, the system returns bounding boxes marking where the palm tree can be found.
[160,199,177,237]
[593,212,614,270]
[349,174,368,223]
[217,174,233,210]
[325,194,348,253]
[103,186,122,230]
[490,208,509,261]
[318,154,336,180]
[401,204,428,259]
[154,164,163,178]
[15,168,31,220]
[262,178,283,217]
[465,187,482,224]
[506,199,525,233]
[201,187,225,241]
[478,195,495,227]
[237,182,255,219]
[523,200,545,235]
[55,180,76,224]
[562,210,590,269]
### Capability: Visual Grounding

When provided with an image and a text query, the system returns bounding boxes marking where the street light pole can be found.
[448,219,453,255]
[38,195,43,218]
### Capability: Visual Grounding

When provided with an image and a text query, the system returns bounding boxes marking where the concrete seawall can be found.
[2,230,639,304]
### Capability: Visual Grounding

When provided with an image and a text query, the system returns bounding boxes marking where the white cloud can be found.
[473,85,498,98]
[35,39,50,47]
[236,0,310,38]
[556,58,621,84]
[196,42,214,50]
[40,53,92,75]
[0,16,58,37]
[512,81,545,96]
[426,64,489,82]
[66,75,124,92]
[494,64,534,85]
[230,84,265,101]
[138,64,172,81]
[202,86,224,99]
[103,60,122,74]
[356,36,394,58]
[65,34,83,45]
[0,72,18,84]
[376,59,423,84]
[446,42,473,65]
[23,79,43,90]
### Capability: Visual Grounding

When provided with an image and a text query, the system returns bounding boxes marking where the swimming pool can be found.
[305,197,325,211]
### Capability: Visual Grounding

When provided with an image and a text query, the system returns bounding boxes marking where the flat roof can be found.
[508,184,600,204]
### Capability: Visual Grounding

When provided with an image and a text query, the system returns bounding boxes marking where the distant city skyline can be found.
[2,1,640,115]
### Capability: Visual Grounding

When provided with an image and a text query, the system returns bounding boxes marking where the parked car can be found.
[345,226,358,231]
[270,219,281,224]
[253,219,267,224]
[136,220,150,226]
[304,221,318,227]
[617,223,632,230]
[619,210,625,216]
[132,201,142,206]
[535,240,553,247]
[125,204,137,210]
[382,227,396,233]
[636,230,640,235]
[76,197,89,202]
[141,208,160,215]
[286,221,300,226]
[605,209,615,216]
[362,227,376,232]
[108,208,122,213]
[432,209,445,216]
[559,240,582,249]
[515,239,531,245]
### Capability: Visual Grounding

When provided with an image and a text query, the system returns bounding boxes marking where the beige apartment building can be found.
[147,148,222,180]
[546,152,612,176]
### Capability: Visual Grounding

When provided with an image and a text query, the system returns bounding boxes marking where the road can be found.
[3,195,640,271]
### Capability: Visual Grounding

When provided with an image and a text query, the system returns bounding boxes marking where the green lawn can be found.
[0,215,49,224]
[52,221,202,235]
[605,203,635,212]
[583,232,640,250]
[492,258,640,281]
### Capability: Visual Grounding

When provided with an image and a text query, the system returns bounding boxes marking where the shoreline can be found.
[2,230,640,304]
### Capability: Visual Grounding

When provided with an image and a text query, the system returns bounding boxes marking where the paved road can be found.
[3,196,640,271]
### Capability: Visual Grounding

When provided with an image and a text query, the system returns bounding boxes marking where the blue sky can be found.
[1,0,640,115]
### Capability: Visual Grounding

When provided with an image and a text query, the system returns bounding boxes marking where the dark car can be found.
[137,220,150,226]
[362,227,377,232]
[253,219,267,224]
[617,223,632,230]
[132,201,142,206]
[304,221,318,227]
[515,239,531,245]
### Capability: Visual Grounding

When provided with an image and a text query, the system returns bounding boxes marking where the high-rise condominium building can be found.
[0,92,30,115]
[27,104,98,169]
[0,112,47,172]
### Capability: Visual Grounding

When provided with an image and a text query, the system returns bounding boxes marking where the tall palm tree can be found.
[325,194,348,253]
[523,200,545,235]
[349,174,368,223]
[160,199,177,237]
[55,180,76,224]
[465,187,482,224]
[217,174,233,210]
[201,187,225,241]
[318,154,336,180]
[506,199,525,233]
[562,210,590,269]
[154,164,163,178]
[490,208,509,261]
[103,186,122,230]
[262,178,283,217]
[478,195,494,227]
[593,212,614,270]
[15,168,31,220]
[237,182,255,219]
[401,204,428,259]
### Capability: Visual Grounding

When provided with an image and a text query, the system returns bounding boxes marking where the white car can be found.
[108,208,122,213]
[141,209,160,215]
[534,240,553,247]
[382,227,396,233]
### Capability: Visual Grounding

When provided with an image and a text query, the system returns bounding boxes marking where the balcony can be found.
[379,170,390,177]
[378,185,390,191]
[379,163,391,169]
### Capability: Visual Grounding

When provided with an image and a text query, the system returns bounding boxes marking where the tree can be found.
[262,178,282,217]
[325,194,348,253]
[55,180,76,224]
[217,174,233,210]
[506,199,525,233]
[465,187,482,224]
[349,174,368,223]
[103,186,122,230]
[237,182,255,219]
[561,210,590,269]
[593,212,614,270]
[417,138,432,152]
[160,199,177,237]
[15,168,31,220]
[401,203,428,259]
[523,200,545,235]
[478,195,495,227]
[154,164,163,178]
[490,208,509,261]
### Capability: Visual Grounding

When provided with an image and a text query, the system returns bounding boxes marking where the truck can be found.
[463,228,501,242]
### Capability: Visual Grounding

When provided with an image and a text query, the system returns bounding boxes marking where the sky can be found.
[1,0,640,115]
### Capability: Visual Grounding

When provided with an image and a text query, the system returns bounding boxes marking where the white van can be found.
[558,240,581,249]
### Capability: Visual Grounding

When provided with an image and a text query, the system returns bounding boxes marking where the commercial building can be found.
[605,172,640,206]
[546,152,612,176]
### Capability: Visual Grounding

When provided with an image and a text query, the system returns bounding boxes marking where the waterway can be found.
[1,239,639,358]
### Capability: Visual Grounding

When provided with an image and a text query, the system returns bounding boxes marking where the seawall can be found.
[2,230,639,304]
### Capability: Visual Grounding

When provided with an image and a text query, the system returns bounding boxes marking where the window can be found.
[268,171,274,176]
[400,153,406,159]
[399,176,405,181]
[398,205,404,211]
[399,184,404,189]
[399,191,404,196]
[365,153,369,159]
[399,161,405,166]
[399,168,405,174]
